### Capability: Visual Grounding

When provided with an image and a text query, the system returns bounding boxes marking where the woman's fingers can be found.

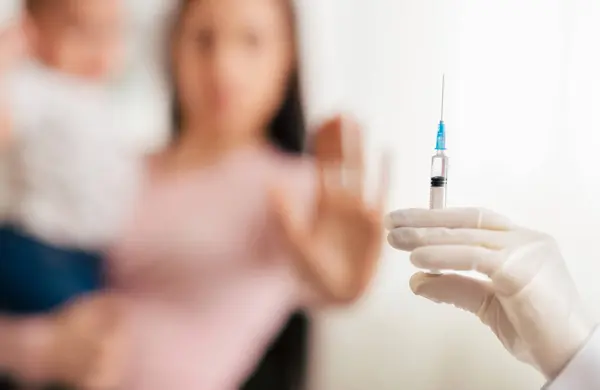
[385,208,514,231]
[314,115,344,163]
[314,116,344,190]
[388,227,509,251]
[340,115,365,195]
[317,164,343,196]
[314,114,366,197]
[410,245,502,276]
[410,272,494,316]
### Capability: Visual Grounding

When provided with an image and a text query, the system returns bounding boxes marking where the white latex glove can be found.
[385,207,597,380]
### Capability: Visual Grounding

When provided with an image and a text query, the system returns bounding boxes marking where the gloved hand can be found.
[385,207,598,380]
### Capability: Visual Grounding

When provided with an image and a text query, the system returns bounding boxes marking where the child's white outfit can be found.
[0,60,145,314]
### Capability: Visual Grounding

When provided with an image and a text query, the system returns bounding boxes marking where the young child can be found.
[0,0,144,387]
[0,0,142,312]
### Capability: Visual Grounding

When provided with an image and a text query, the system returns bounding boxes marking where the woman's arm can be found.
[0,294,124,387]
[0,315,54,383]
[274,116,388,308]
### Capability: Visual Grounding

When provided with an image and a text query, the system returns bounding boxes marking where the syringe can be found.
[427,75,448,275]
[430,75,449,210]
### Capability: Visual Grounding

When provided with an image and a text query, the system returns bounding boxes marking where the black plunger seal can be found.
[431,176,446,187]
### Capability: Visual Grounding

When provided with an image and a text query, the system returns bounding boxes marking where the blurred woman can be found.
[0,0,387,388]
[104,0,388,389]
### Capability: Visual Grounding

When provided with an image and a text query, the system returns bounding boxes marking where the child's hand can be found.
[0,22,29,74]
[272,115,390,304]
[49,294,126,389]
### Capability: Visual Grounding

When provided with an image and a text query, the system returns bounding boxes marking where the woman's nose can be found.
[210,46,244,96]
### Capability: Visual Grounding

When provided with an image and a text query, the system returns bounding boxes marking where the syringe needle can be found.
[440,74,445,121]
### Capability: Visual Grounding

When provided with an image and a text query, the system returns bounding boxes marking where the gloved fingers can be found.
[410,245,502,276]
[385,208,513,231]
[387,227,508,251]
[410,272,494,316]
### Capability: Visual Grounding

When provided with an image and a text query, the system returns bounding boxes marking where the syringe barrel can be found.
[429,182,446,209]
[429,153,448,274]
[430,151,449,178]
[429,179,446,273]
[429,151,449,209]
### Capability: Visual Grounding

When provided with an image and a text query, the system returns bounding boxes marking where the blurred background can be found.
[3,0,600,389]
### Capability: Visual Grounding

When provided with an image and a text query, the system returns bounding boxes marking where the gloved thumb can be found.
[409,272,492,316]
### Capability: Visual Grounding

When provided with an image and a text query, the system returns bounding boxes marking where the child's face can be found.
[28,0,125,81]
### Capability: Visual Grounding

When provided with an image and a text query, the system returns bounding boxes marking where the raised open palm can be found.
[273,115,390,304]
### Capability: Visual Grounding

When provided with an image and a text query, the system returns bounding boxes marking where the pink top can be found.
[109,145,317,390]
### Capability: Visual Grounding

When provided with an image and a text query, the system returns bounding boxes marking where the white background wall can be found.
[310,1,600,390]
[2,1,600,389]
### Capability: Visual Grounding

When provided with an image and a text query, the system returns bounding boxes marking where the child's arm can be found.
[0,99,11,147]
[0,22,30,149]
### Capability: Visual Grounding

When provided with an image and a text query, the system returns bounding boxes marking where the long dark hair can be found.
[169,1,310,389]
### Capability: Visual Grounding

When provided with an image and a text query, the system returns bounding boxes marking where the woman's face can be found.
[174,0,295,141]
